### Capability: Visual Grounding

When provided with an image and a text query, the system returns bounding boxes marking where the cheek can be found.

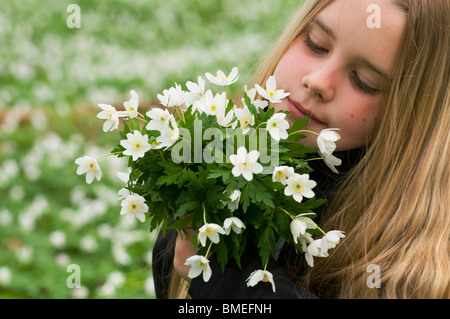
[339,97,383,141]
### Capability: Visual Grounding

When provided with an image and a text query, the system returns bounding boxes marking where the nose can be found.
[302,62,337,103]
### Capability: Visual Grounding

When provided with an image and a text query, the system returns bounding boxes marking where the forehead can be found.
[316,0,406,75]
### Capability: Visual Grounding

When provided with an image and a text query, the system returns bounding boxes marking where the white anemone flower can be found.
[224,189,241,212]
[255,75,290,103]
[243,85,268,111]
[155,117,180,149]
[323,230,346,250]
[216,108,235,128]
[290,213,318,244]
[120,130,152,161]
[145,108,174,132]
[185,76,206,107]
[157,83,186,107]
[97,104,120,132]
[185,255,212,282]
[205,67,239,86]
[234,105,254,134]
[267,113,290,141]
[122,90,139,118]
[229,147,263,181]
[246,270,276,292]
[272,166,295,185]
[317,128,341,155]
[75,156,102,184]
[198,223,226,247]
[223,217,246,235]
[319,150,342,174]
[200,90,227,117]
[284,174,316,203]
[120,194,148,223]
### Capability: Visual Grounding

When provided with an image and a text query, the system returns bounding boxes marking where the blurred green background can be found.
[0,0,301,298]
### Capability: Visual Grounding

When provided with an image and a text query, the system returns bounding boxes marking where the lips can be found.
[287,98,326,126]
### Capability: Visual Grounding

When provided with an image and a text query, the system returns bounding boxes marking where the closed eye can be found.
[304,35,329,54]
[350,71,380,96]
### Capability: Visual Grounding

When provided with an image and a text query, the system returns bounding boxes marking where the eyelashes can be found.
[303,35,380,96]
[304,35,329,54]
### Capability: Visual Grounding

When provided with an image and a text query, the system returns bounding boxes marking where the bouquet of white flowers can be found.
[75,67,345,292]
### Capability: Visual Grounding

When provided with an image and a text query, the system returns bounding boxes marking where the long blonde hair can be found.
[253,0,449,298]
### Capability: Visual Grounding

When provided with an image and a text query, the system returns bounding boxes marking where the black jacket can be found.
[152,149,364,299]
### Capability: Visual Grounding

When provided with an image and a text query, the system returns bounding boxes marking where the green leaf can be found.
[174,201,201,219]
[257,227,277,266]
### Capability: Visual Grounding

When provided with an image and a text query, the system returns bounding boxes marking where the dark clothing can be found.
[152,148,364,299]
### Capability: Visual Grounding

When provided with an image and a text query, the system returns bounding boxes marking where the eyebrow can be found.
[313,18,391,82]
[356,57,391,82]
[313,18,336,40]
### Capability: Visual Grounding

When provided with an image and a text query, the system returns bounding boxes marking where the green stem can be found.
[96,151,122,160]
[205,242,213,258]
[288,129,319,137]
[303,157,324,162]
[202,202,207,225]
[277,206,296,220]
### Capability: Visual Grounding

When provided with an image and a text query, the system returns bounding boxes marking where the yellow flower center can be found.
[87,161,96,172]
[295,183,305,192]
[275,170,285,179]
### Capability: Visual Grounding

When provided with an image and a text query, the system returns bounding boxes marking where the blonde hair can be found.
[253,0,449,298]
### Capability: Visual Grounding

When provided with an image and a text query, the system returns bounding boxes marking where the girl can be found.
[155,0,449,298]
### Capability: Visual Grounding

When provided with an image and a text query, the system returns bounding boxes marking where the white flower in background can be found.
[97,104,120,132]
[223,217,246,235]
[185,76,206,106]
[49,230,66,248]
[234,105,254,134]
[120,130,151,161]
[272,166,295,185]
[75,156,102,184]
[266,113,290,141]
[229,147,263,181]
[72,286,89,299]
[246,269,276,292]
[107,271,125,287]
[224,189,241,212]
[290,213,318,244]
[16,246,33,264]
[157,83,186,107]
[205,67,239,86]
[184,255,212,282]
[144,277,155,297]
[155,118,180,149]
[120,194,148,223]
[317,128,341,155]
[284,173,316,203]
[243,85,268,111]
[0,267,11,285]
[56,253,70,267]
[122,89,139,118]
[80,235,98,252]
[198,223,226,247]
[255,75,290,103]
[0,209,13,226]
[145,107,174,131]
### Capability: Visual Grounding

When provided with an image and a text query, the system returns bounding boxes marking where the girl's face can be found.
[273,0,406,151]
